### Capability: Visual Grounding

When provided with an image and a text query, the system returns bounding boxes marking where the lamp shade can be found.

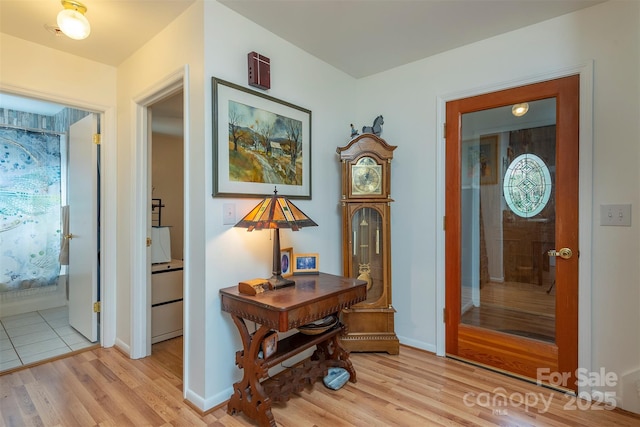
[235,188,317,289]
[235,189,317,231]
[57,0,91,40]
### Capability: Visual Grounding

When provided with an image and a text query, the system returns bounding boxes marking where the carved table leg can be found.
[314,329,357,383]
[227,316,276,427]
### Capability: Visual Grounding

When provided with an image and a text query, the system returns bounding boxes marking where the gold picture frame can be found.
[292,253,319,275]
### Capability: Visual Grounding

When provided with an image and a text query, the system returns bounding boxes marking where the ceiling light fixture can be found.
[57,0,91,40]
[511,102,529,117]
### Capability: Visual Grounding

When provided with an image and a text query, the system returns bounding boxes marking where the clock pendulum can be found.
[356,208,373,290]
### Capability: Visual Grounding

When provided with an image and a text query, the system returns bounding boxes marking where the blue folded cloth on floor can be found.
[323,367,350,390]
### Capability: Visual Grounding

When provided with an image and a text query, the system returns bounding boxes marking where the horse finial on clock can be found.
[362,115,384,136]
[350,123,359,138]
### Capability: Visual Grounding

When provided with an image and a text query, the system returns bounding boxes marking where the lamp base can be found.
[268,275,295,290]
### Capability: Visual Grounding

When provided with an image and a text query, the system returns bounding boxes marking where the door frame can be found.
[130,66,188,360]
[435,62,594,395]
[0,83,117,349]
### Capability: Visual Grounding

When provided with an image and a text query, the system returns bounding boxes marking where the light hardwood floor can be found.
[461,281,556,342]
[1,337,639,426]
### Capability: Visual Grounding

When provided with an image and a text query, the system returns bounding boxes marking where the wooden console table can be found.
[220,273,367,427]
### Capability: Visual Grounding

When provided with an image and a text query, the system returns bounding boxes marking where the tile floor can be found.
[0,306,96,372]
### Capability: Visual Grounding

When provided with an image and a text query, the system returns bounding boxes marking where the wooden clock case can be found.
[337,133,400,354]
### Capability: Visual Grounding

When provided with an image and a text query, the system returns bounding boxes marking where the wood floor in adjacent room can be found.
[461,280,556,342]
[2,337,639,427]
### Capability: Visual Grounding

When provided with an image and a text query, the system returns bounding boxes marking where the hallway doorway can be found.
[149,90,185,350]
[0,93,102,372]
[127,68,187,370]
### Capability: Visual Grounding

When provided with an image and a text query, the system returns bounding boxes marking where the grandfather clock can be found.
[337,134,399,354]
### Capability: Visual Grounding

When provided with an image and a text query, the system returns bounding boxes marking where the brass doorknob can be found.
[547,247,572,259]
[64,233,74,240]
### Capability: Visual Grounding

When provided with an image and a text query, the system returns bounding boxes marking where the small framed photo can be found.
[280,247,293,277]
[292,253,319,275]
[261,331,278,359]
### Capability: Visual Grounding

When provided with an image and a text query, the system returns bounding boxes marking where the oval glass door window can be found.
[503,153,552,218]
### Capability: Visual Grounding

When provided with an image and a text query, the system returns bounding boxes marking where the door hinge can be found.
[146,237,152,247]
[93,133,101,145]
[93,301,101,313]
[443,307,448,323]
[443,215,446,231]
[443,122,446,137]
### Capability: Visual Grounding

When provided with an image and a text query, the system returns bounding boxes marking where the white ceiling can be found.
[1,0,604,76]
[0,0,603,114]
[218,0,604,78]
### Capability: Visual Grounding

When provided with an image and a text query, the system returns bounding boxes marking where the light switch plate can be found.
[223,203,236,225]
[600,204,632,226]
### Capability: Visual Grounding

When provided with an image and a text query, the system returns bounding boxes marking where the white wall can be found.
[201,1,356,407]
[115,0,356,409]
[152,133,184,260]
[115,0,206,397]
[354,0,639,410]
[0,34,116,107]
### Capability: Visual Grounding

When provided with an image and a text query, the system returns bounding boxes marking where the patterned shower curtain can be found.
[0,127,61,292]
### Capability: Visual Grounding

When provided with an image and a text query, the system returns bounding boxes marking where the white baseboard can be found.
[185,386,233,412]
[397,335,436,354]
[114,338,131,356]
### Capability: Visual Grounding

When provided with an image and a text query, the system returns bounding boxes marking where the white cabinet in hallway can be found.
[151,260,183,344]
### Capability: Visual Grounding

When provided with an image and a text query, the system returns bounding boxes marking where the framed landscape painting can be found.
[212,77,312,198]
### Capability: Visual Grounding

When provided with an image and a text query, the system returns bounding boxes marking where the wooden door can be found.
[445,76,579,391]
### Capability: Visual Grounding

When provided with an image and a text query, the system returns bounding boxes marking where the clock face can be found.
[352,157,382,195]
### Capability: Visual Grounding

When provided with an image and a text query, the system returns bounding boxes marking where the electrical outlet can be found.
[600,204,632,226]
[223,203,236,225]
